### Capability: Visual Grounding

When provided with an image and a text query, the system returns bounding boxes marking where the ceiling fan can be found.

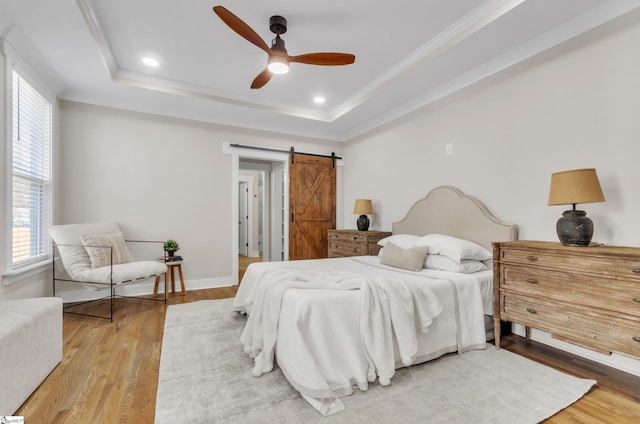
[213,6,356,89]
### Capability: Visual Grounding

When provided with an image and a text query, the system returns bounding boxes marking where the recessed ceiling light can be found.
[142,57,159,67]
[313,96,325,104]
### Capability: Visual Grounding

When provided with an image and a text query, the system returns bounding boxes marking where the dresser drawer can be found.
[502,265,640,318]
[328,241,367,257]
[500,248,640,280]
[502,293,640,357]
[329,232,367,243]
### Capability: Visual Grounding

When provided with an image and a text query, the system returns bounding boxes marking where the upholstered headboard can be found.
[392,186,517,250]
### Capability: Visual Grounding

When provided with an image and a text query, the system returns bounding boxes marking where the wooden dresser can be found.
[493,240,640,359]
[327,230,391,258]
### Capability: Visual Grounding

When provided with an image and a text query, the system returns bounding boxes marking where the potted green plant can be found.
[163,239,180,257]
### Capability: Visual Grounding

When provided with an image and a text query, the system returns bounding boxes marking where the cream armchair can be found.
[49,222,168,321]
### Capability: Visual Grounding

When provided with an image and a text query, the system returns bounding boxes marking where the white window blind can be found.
[10,69,52,269]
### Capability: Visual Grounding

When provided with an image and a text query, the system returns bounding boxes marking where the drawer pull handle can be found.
[526,255,537,261]
[633,298,640,303]
[526,278,538,284]
[633,268,640,273]
[526,308,537,314]
[633,336,640,343]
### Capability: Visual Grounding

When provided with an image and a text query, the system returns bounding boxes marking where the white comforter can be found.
[240,269,443,387]
[234,256,489,415]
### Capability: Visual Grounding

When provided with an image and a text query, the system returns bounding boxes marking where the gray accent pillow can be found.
[380,242,428,272]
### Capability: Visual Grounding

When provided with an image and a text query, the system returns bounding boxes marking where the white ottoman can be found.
[0,297,63,415]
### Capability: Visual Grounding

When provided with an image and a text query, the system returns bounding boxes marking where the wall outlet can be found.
[446,143,453,156]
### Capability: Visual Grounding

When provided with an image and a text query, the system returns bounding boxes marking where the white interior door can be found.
[271,162,287,261]
[238,181,249,256]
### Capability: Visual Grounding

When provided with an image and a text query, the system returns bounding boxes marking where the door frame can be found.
[225,144,290,285]
[238,176,253,257]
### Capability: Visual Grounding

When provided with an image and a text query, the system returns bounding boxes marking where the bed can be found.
[233,186,517,415]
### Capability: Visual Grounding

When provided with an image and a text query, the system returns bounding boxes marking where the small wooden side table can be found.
[154,261,186,296]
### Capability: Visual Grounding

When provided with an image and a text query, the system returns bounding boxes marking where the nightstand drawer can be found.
[328,241,367,257]
[502,265,640,318]
[327,230,391,258]
[500,248,640,280]
[329,232,366,243]
[502,293,640,357]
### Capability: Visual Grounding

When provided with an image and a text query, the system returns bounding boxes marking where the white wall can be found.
[57,101,343,291]
[343,10,640,375]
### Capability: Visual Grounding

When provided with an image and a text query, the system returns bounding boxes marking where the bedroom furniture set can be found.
[44,185,640,416]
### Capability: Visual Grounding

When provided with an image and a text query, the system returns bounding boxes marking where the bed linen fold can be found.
[240,269,443,385]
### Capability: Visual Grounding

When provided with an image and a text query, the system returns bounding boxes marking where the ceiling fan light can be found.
[268,56,289,74]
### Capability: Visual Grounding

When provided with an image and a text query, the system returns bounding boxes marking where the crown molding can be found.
[342,0,640,140]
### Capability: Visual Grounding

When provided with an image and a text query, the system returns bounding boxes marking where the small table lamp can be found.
[548,168,605,246]
[353,199,373,231]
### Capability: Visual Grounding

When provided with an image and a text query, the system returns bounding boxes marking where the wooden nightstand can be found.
[328,229,391,258]
[493,240,640,359]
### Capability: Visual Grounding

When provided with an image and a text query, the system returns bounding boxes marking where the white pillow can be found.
[377,234,421,249]
[81,231,133,269]
[380,242,428,272]
[424,254,488,274]
[416,234,492,263]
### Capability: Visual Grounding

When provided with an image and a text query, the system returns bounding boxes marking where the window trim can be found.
[3,41,56,276]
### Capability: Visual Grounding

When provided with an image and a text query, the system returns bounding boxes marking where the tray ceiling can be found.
[0,0,637,141]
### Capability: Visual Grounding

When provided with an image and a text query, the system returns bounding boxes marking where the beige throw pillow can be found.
[81,231,132,269]
[380,242,428,272]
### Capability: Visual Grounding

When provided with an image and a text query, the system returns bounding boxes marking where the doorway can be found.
[236,156,289,283]
[226,143,342,285]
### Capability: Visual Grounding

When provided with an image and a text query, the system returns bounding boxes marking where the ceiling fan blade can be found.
[251,68,273,89]
[288,53,355,66]
[213,6,270,54]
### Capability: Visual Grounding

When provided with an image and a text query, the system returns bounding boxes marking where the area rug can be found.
[155,298,595,423]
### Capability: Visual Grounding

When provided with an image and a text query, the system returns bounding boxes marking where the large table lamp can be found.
[353,199,373,231]
[548,168,605,246]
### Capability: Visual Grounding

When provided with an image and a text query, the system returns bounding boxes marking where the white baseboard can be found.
[57,276,237,303]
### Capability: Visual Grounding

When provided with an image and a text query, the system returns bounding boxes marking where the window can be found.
[9,69,52,270]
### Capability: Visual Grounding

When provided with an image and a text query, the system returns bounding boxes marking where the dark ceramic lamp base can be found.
[356,215,370,231]
[556,209,593,246]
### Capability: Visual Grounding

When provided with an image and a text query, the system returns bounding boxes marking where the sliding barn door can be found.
[289,154,336,260]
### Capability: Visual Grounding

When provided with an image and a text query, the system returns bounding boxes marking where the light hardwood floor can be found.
[16,287,640,423]
[239,253,262,282]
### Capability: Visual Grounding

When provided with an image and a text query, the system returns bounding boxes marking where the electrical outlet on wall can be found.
[445,143,453,156]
